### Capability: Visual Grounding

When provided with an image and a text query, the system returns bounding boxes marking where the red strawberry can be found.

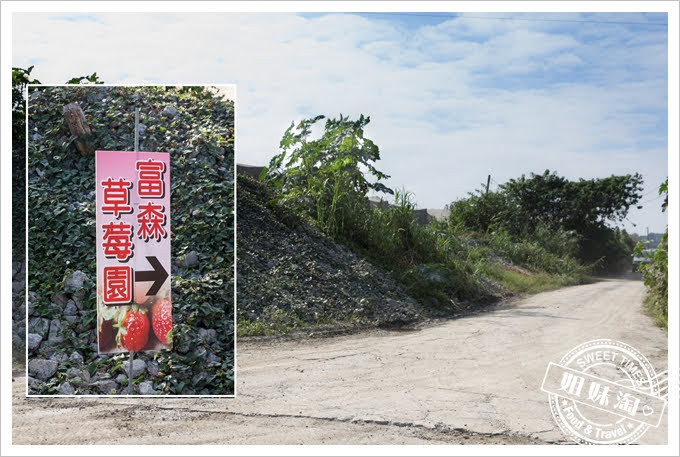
[117,308,150,352]
[151,298,173,345]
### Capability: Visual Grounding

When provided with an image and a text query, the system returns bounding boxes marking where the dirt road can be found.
[12,276,667,445]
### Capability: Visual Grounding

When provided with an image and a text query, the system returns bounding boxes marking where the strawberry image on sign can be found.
[117,308,150,352]
[151,298,173,345]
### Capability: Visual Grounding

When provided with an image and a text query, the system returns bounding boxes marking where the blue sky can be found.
[12,11,670,232]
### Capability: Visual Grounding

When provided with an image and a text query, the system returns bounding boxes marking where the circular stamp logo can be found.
[541,339,667,444]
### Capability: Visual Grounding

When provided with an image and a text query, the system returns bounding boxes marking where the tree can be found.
[12,66,41,144]
[499,170,643,234]
[448,170,644,271]
[262,114,392,237]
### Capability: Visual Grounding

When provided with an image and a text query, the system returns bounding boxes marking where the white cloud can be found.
[12,12,669,232]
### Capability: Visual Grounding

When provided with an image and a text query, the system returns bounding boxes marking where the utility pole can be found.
[485,175,491,194]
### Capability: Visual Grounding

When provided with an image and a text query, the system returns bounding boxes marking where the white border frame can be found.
[2,1,678,456]
[23,83,238,399]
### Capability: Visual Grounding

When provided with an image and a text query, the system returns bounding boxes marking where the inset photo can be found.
[26,84,235,396]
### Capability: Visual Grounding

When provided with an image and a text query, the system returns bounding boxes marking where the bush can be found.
[637,179,668,328]
[448,170,643,273]
[485,229,590,279]
[263,114,392,238]
[639,231,668,328]
[448,189,509,234]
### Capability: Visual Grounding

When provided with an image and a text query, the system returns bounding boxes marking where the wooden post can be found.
[63,103,94,156]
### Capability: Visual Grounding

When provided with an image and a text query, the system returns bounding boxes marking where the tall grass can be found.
[484,229,591,280]
[338,189,592,308]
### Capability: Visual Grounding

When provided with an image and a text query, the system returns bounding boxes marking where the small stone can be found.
[69,351,84,366]
[207,352,220,364]
[48,319,65,344]
[146,360,159,377]
[75,318,95,334]
[73,290,85,310]
[12,333,23,348]
[63,300,78,316]
[72,369,91,387]
[92,380,117,395]
[161,105,178,118]
[64,270,88,293]
[181,251,198,268]
[116,374,127,384]
[32,133,43,141]
[49,352,68,363]
[197,328,217,344]
[29,317,50,338]
[12,281,24,294]
[122,359,147,378]
[95,371,112,381]
[27,333,42,352]
[51,293,69,305]
[138,381,156,395]
[58,382,75,395]
[28,359,58,381]
[137,123,147,136]
[177,341,190,354]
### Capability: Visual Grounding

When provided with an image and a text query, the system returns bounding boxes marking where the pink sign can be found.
[96,151,172,354]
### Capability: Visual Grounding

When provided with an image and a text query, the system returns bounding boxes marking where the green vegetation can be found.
[449,170,643,273]
[23,80,234,394]
[12,67,41,267]
[636,179,668,329]
[259,114,603,326]
[262,114,392,238]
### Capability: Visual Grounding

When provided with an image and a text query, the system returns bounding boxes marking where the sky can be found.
[12,10,670,233]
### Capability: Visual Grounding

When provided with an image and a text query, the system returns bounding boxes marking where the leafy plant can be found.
[638,178,668,328]
[262,114,393,237]
[12,67,41,265]
[65,72,104,85]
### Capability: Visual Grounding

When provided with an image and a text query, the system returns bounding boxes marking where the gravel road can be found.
[12,276,667,445]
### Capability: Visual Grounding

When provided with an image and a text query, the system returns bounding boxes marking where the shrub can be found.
[262,114,392,238]
[637,179,668,328]
[449,170,643,273]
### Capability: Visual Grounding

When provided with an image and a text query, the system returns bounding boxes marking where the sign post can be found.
[129,108,139,395]
[95,118,172,395]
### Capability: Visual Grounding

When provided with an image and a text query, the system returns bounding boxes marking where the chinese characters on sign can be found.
[96,151,172,354]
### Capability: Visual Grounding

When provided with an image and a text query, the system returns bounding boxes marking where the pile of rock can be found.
[237,175,424,333]
[12,261,26,349]
[24,270,161,395]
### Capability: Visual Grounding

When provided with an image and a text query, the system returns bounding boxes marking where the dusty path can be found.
[12,276,667,445]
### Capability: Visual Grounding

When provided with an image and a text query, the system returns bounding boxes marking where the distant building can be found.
[239,164,448,226]
[237,164,265,180]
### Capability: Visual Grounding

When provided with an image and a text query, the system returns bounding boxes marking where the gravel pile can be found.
[237,175,425,333]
